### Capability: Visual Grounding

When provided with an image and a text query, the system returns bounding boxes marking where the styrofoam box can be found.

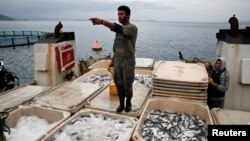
[6,105,70,141]
[132,97,213,141]
[40,109,138,141]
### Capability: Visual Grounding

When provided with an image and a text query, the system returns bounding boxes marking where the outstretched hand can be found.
[89,18,102,25]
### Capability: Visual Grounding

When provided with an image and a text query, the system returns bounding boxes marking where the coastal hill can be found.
[0,15,14,21]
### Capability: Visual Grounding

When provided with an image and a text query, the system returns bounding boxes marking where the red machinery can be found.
[55,43,75,72]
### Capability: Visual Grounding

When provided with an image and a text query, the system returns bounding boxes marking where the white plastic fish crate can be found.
[40,109,138,141]
[152,61,209,84]
[88,60,111,70]
[152,91,208,104]
[135,58,155,70]
[132,97,213,141]
[211,108,250,125]
[88,58,155,70]
[73,69,114,101]
[85,69,153,117]
[34,81,102,114]
[5,105,70,141]
[74,69,112,84]
[0,85,51,112]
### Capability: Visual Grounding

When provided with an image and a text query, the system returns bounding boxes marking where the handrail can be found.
[0,31,48,48]
[0,31,48,37]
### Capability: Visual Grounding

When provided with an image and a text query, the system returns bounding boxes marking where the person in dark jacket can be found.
[207,57,230,109]
[0,59,6,92]
[0,60,17,93]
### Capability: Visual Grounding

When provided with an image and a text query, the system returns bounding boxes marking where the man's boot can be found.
[125,97,132,112]
[116,96,124,112]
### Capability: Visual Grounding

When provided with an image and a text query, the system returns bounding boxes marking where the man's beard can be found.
[119,17,127,24]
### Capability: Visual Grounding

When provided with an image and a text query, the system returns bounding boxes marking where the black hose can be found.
[178,51,185,61]
[0,112,10,141]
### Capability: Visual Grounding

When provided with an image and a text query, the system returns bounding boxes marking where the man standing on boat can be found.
[89,5,138,113]
[207,57,230,109]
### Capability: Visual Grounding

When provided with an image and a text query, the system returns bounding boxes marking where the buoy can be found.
[92,40,102,51]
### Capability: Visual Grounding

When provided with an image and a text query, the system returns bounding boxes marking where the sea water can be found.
[0,20,249,84]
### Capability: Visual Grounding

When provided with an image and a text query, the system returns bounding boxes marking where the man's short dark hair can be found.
[118,5,131,16]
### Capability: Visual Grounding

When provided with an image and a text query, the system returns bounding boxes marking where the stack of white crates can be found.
[152,61,209,103]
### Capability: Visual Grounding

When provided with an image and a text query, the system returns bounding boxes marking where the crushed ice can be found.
[51,113,133,141]
[5,115,57,141]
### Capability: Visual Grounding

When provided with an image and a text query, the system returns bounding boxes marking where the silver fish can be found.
[141,109,207,141]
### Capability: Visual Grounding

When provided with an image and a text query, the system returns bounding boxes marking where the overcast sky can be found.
[0,0,249,22]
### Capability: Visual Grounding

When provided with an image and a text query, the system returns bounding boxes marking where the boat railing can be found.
[0,31,48,48]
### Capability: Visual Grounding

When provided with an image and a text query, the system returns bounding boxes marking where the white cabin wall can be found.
[216,41,250,111]
[34,40,78,87]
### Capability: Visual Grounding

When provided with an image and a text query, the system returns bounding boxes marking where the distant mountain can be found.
[0,15,15,21]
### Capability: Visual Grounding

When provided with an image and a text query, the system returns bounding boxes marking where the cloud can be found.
[0,0,249,22]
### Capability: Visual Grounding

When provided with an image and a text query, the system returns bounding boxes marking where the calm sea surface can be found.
[0,21,249,84]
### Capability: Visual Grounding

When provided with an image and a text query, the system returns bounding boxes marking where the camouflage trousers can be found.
[114,61,135,98]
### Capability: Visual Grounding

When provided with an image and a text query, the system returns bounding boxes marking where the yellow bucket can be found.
[109,83,117,96]
[108,67,117,96]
